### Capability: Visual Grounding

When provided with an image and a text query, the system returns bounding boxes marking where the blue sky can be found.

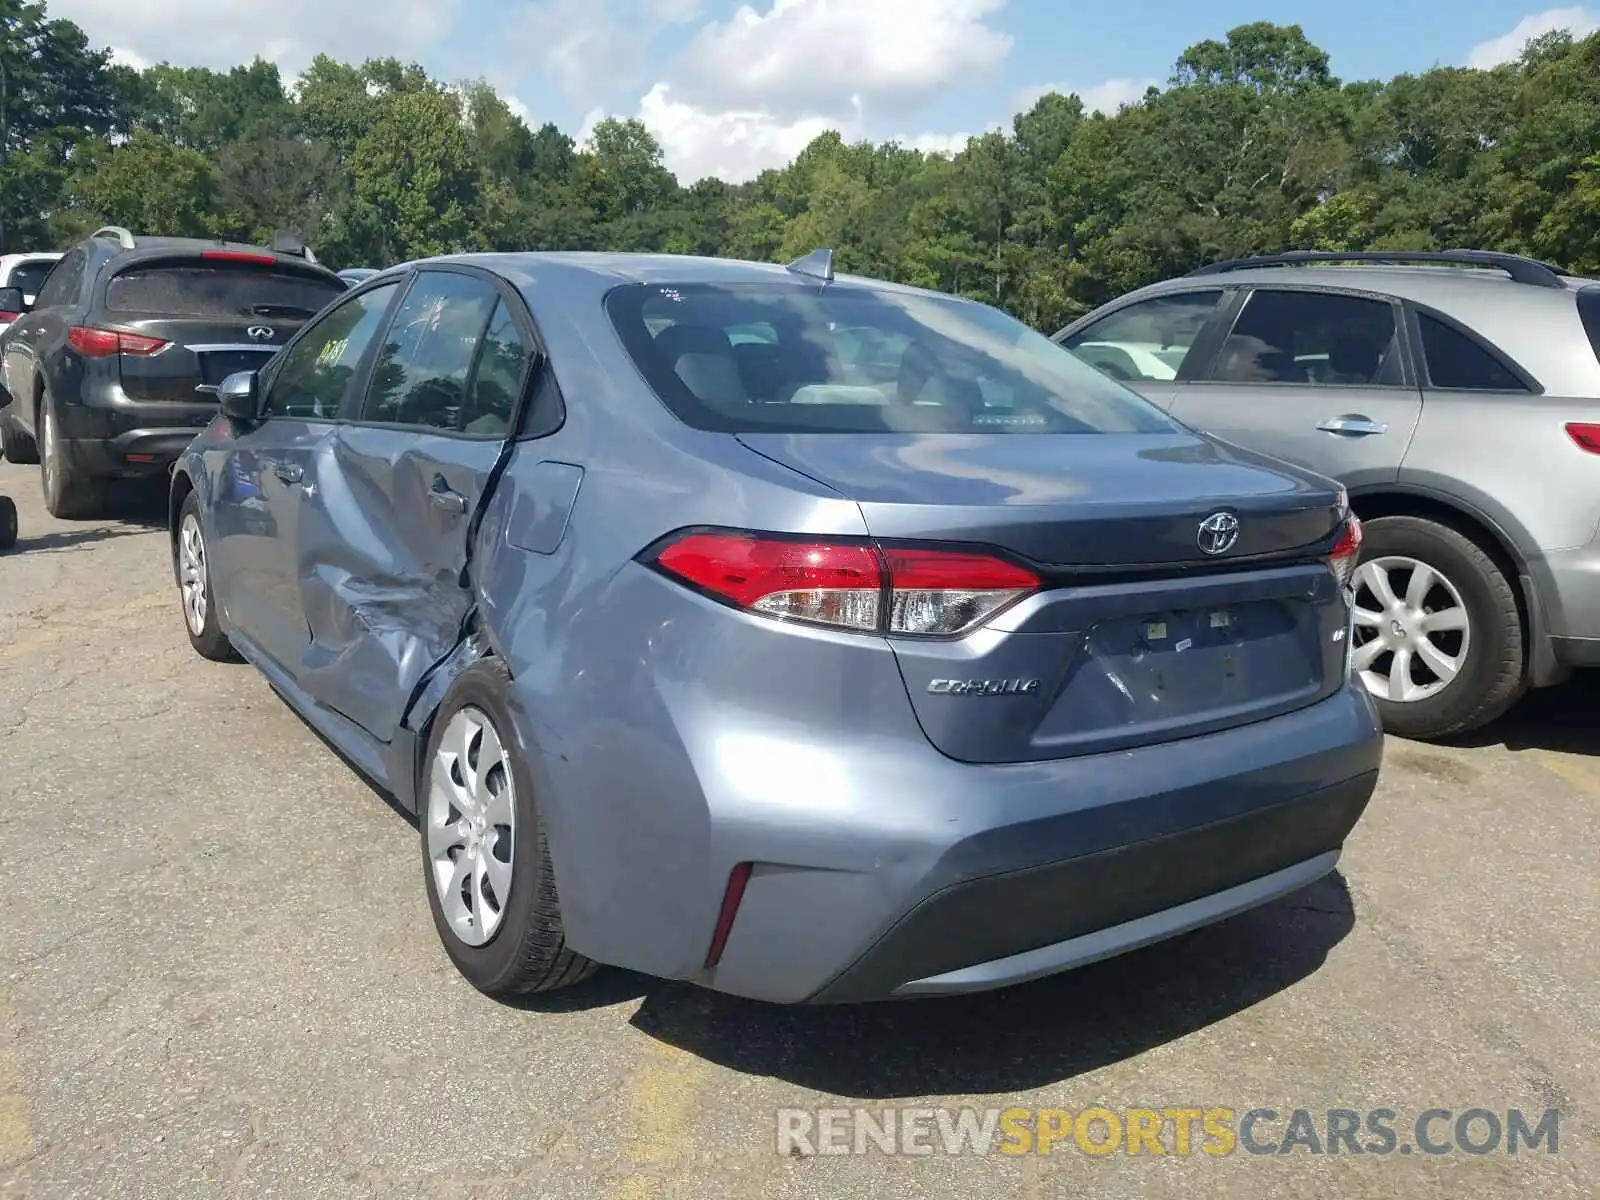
[51,0,1599,182]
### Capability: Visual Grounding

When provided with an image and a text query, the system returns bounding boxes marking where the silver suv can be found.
[1055,250,1600,740]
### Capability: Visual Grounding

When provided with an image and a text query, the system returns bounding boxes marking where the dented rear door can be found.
[291,268,526,742]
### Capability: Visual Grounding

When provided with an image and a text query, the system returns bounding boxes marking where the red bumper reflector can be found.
[704,862,753,969]
[1566,423,1600,454]
[124,453,157,462]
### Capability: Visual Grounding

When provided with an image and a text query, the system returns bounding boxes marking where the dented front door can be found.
[289,268,519,743]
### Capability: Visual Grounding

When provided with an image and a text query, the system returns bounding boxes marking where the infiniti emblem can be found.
[1197,511,1241,555]
[247,326,274,342]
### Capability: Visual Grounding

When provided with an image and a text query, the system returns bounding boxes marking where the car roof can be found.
[399,251,945,299]
[0,252,63,268]
[1134,263,1596,303]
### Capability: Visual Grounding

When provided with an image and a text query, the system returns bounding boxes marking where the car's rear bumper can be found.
[1528,543,1600,656]
[684,684,1382,1004]
[54,389,212,477]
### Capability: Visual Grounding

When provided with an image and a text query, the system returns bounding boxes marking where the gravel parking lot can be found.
[0,458,1596,1199]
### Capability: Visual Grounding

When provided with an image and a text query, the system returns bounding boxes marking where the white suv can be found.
[0,252,63,334]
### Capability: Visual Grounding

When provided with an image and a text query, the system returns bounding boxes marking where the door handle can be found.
[273,462,304,484]
[1316,416,1388,436]
[428,480,468,515]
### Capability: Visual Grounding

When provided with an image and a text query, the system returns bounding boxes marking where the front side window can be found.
[359,273,501,431]
[606,283,1180,435]
[1211,289,1404,387]
[263,282,399,419]
[1060,291,1224,382]
[1417,312,1528,391]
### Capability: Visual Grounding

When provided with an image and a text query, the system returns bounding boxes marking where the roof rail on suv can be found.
[1187,249,1570,289]
[91,225,136,251]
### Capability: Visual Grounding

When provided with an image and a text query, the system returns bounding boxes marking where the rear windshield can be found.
[9,259,57,297]
[104,262,344,319]
[1581,286,1600,368]
[605,282,1180,434]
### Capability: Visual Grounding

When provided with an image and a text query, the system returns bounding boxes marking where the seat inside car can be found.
[654,324,749,407]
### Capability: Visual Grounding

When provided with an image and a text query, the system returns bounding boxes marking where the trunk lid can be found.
[737,431,1352,763]
[113,317,301,403]
[99,256,341,403]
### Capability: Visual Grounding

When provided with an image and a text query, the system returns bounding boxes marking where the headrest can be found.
[654,324,733,362]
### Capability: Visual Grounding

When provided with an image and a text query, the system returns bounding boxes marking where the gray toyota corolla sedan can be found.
[168,249,1382,1005]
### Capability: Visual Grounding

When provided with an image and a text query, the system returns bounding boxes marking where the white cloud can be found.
[633,83,838,182]
[1012,76,1158,117]
[108,45,149,70]
[672,0,1013,117]
[504,95,534,126]
[49,0,457,76]
[1465,7,1599,68]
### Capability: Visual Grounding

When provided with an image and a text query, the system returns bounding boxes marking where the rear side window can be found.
[104,262,344,318]
[1212,290,1404,386]
[1580,287,1600,369]
[1059,291,1223,382]
[1417,311,1528,391]
[33,251,84,310]
[359,272,501,432]
[8,259,57,298]
[605,282,1179,435]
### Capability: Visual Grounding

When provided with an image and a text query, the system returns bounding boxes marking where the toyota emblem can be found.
[1196,511,1241,555]
[247,325,274,342]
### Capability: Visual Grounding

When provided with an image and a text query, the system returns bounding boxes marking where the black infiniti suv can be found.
[0,226,346,517]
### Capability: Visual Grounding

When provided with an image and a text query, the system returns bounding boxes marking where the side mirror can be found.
[217,371,261,423]
[0,288,27,317]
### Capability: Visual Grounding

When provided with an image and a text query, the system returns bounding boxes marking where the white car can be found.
[0,252,63,334]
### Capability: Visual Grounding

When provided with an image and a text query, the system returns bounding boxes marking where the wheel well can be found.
[168,471,194,563]
[1349,490,1530,632]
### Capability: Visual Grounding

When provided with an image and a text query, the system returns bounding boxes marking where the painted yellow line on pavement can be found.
[607,1039,708,1200]
[1529,749,1600,798]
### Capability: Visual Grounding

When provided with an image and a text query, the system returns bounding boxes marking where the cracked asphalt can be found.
[0,458,1597,1199]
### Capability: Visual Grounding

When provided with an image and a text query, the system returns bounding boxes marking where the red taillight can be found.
[649,530,1040,636]
[1566,423,1600,454]
[68,326,169,357]
[704,862,752,969]
[1327,515,1363,588]
[202,249,277,264]
[0,311,18,323]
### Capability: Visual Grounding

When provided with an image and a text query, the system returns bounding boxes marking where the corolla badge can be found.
[1196,511,1241,555]
[927,679,1041,696]
[247,325,275,341]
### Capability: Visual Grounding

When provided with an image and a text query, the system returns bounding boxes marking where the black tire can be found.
[38,396,107,520]
[175,491,239,661]
[420,658,598,998]
[0,496,16,551]
[1354,515,1526,740]
[0,415,38,465]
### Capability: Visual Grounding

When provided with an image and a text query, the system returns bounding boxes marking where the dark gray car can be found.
[0,226,345,517]
[168,250,1381,1004]
[1057,250,1600,740]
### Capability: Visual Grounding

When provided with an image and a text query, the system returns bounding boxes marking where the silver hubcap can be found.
[1351,555,1471,703]
[178,513,208,635]
[427,707,516,947]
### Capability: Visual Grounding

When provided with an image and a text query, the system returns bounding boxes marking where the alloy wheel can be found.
[1351,555,1471,704]
[178,512,209,636]
[427,707,517,947]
